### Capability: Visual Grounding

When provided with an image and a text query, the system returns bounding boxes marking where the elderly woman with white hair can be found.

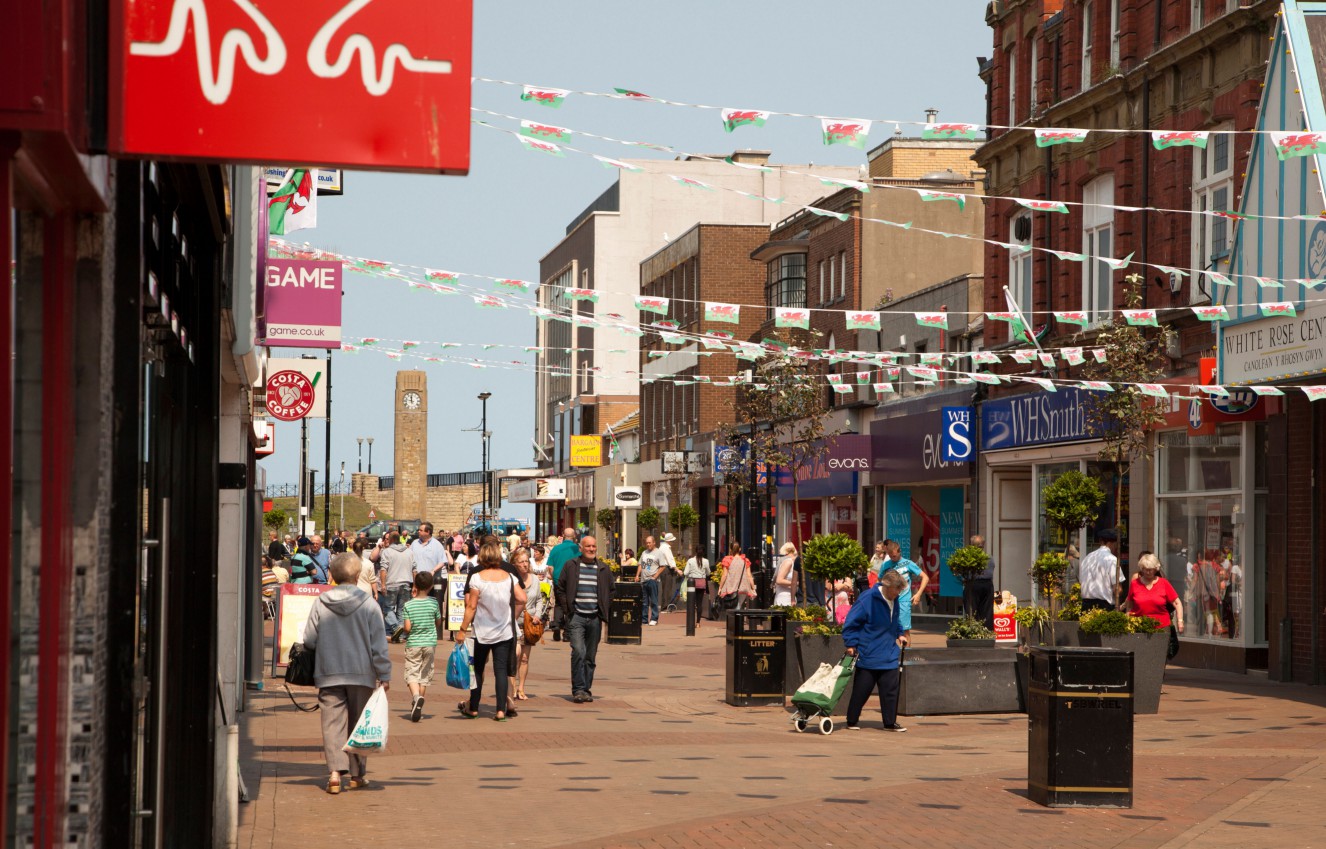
[842,569,911,732]
[773,542,798,607]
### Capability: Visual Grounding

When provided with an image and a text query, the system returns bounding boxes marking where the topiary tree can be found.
[595,507,616,534]
[637,506,660,542]
[264,507,288,532]
[1042,470,1106,536]
[668,504,699,553]
[801,533,869,591]
[946,545,990,585]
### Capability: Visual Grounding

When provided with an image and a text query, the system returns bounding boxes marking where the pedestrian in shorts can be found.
[402,571,441,722]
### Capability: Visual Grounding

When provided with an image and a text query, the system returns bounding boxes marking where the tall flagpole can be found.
[1002,285,1045,353]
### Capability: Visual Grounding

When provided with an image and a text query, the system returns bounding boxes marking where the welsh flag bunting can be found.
[906,366,938,381]
[1078,380,1113,392]
[917,189,966,210]
[521,85,569,108]
[775,307,810,329]
[1196,384,1230,397]
[1301,387,1326,402]
[613,87,654,100]
[1038,352,1056,368]
[1253,276,1284,289]
[520,120,571,143]
[474,295,506,309]
[915,312,948,330]
[1092,348,1108,364]
[1054,310,1089,327]
[1009,349,1036,364]
[826,373,843,385]
[707,330,735,341]
[972,351,1000,365]
[1135,383,1170,398]
[1204,270,1234,287]
[671,175,714,191]
[347,259,389,275]
[1102,252,1135,271]
[699,337,727,350]
[724,156,773,173]
[655,320,680,331]
[970,372,1002,385]
[847,311,880,331]
[873,382,895,396]
[1063,347,1085,366]
[401,341,420,350]
[426,269,459,284]
[821,177,871,193]
[955,376,975,385]
[1048,250,1087,262]
[635,296,670,315]
[1260,302,1296,317]
[832,384,855,395]
[1015,199,1069,214]
[1023,377,1057,392]
[566,288,600,302]
[856,371,871,384]
[385,351,403,361]
[1271,131,1326,160]
[1035,128,1089,146]
[1151,131,1209,149]
[340,344,358,353]
[360,337,379,346]
[1123,309,1158,327]
[1248,385,1284,396]
[519,137,565,157]
[806,206,849,222]
[922,123,980,141]
[821,118,872,149]
[705,302,741,324]
[593,155,644,173]
[496,278,536,293]
[1192,305,1229,321]
[439,342,461,348]
[1295,278,1326,289]
[268,168,317,235]
[919,353,943,367]
[721,108,770,132]
[1154,264,1189,280]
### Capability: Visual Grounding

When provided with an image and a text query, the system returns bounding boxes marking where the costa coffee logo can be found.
[266,370,317,421]
[827,457,869,470]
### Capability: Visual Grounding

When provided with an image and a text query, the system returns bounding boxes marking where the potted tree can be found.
[946,544,990,608]
[637,506,660,543]
[595,507,617,559]
[1029,470,1107,646]
[668,504,699,553]
[945,616,996,647]
[1077,608,1168,714]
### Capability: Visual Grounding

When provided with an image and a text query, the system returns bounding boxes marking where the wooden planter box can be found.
[899,647,1023,715]
[1078,631,1169,714]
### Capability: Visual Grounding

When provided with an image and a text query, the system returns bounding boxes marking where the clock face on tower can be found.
[402,391,422,410]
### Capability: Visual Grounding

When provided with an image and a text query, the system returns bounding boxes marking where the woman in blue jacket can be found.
[841,569,911,731]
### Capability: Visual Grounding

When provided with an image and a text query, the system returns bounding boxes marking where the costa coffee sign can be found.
[266,369,317,421]
[108,0,472,173]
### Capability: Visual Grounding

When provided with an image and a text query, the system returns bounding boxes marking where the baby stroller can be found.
[789,654,856,735]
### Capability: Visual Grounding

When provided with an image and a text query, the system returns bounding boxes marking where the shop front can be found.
[508,477,566,543]
[564,473,595,536]
[978,387,1126,605]
[867,396,974,615]
[777,435,871,553]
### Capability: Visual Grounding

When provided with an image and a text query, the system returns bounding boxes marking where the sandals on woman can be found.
[349,775,371,790]
[325,776,342,795]
[457,702,478,718]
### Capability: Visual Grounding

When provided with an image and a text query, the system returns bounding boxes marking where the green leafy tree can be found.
[637,506,661,537]
[263,508,288,532]
[1041,471,1106,535]
[1082,273,1174,532]
[801,533,869,586]
[668,503,699,553]
[946,545,991,586]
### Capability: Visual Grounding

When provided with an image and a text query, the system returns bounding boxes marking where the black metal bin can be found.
[725,609,786,706]
[607,581,643,645]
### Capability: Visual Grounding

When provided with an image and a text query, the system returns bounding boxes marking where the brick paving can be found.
[238,610,1326,848]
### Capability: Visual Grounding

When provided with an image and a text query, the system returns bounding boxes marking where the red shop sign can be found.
[108,0,473,173]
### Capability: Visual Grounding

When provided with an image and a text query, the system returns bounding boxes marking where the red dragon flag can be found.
[721,108,770,133]
[268,169,317,235]
[1151,130,1209,149]
[821,118,872,149]
[521,85,569,108]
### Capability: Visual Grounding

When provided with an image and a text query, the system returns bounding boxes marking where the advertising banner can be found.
[445,575,467,632]
[569,435,603,467]
[272,583,329,673]
[940,406,974,463]
[994,592,1019,643]
[870,408,970,482]
[613,486,643,509]
[265,358,328,418]
[508,478,566,502]
[109,0,472,173]
[938,487,965,597]
[263,259,342,348]
[885,490,912,559]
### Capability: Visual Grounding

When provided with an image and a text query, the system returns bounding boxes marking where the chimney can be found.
[925,108,939,124]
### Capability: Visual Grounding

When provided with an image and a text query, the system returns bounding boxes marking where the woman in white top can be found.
[352,540,377,597]
[509,547,548,700]
[455,542,527,721]
[773,543,798,607]
[529,544,551,579]
[868,541,889,576]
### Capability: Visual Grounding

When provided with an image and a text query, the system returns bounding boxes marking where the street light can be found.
[357,437,364,473]
[366,436,374,474]
[478,392,492,530]
[339,461,346,532]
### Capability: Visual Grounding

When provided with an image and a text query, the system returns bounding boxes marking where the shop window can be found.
[1158,426,1241,494]
[1029,36,1039,116]
[766,253,806,315]
[1081,0,1094,90]
[1081,175,1115,324]
[1008,43,1018,124]
[1109,0,1121,69]
[1009,213,1034,319]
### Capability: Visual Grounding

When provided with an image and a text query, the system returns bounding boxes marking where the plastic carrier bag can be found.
[342,687,389,753]
[446,642,471,689]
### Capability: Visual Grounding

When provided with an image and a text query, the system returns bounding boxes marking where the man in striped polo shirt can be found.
[555,535,614,703]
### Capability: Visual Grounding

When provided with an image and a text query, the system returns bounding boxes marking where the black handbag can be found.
[283,643,320,712]
[1167,625,1181,660]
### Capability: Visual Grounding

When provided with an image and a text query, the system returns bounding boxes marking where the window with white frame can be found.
[1029,36,1039,116]
[839,251,848,299]
[827,255,836,302]
[1192,127,1233,303]
[1191,0,1204,30]
[819,260,827,304]
[1109,0,1121,69]
[1082,176,1115,324]
[1081,0,1094,90]
[1010,213,1034,318]
[1008,44,1018,124]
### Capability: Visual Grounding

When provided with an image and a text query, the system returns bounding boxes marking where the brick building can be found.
[973,0,1282,674]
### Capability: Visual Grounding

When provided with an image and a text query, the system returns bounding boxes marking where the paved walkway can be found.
[238,610,1326,848]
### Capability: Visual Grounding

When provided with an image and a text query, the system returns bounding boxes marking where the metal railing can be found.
[378,471,486,490]
[263,482,351,498]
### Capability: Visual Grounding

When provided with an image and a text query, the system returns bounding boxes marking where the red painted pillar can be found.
[0,134,15,849]
[35,209,74,848]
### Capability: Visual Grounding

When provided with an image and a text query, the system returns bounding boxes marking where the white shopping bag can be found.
[343,687,390,753]
[796,662,839,699]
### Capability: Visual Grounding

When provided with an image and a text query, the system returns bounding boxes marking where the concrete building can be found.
[533,151,860,535]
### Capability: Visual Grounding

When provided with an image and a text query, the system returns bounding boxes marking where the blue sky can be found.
[259,0,995,509]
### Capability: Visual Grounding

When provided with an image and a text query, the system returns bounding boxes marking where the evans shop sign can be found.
[981,387,1103,451]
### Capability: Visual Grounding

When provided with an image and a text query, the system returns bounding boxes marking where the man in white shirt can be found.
[409,523,451,579]
[1079,528,1124,612]
[639,536,675,625]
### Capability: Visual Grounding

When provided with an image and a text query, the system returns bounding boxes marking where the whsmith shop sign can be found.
[981,387,1101,451]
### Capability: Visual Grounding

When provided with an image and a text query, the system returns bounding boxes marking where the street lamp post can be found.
[478,392,492,530]
[339,461,346,532]
[366,437,374,474]
[357,437,364,473]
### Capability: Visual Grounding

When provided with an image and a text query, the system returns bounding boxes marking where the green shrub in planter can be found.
[946,616,996,640]
[802,533,868,584]
[1078,608,1162,635]
[787,605,829,622]
[946,545,991,584]
[638,506,660,534]
[1041,470,1106,533]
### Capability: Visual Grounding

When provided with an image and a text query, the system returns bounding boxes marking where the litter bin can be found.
[608,581,643,645]
[1027,646,1133,808]
[725,609,786,706]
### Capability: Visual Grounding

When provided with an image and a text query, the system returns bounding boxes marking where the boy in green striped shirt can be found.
[402,571,442,722]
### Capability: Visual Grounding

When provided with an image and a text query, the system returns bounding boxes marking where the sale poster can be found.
[273,583,329,671]
[993,591,1019,643]
[446,574,468,631]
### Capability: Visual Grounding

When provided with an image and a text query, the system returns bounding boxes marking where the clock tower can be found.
[393,370,428,520]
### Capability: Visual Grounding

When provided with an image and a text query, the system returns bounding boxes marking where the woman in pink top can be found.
[1124,552,1183,632]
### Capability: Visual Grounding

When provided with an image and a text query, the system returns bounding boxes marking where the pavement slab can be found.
[238,611,1326,849]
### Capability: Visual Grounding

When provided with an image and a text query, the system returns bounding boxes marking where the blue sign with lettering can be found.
[886,489,912,559]
[938,487,965,597]
[940,406,974,462]
[980,387,1101,451]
